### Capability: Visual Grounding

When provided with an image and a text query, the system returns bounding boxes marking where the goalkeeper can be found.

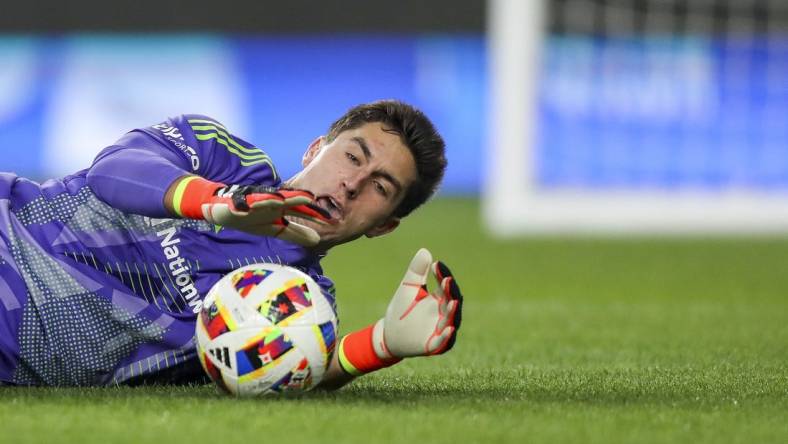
[0,100,463,387]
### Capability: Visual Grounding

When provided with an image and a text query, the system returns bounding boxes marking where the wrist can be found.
[337,321,401,376]
[171,176,224,219]
[371,319,397,360]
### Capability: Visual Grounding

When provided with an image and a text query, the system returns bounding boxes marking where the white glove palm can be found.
[371,248,463,359]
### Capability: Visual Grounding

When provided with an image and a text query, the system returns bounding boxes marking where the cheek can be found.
[358,197,394,223]
[304,159,341,187]
[317,157,348,178]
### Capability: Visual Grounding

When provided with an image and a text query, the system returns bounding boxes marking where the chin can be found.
[285,216,340,240]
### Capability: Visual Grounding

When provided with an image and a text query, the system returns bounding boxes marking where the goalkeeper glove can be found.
[171,176,332,246]
[337,248,463,376]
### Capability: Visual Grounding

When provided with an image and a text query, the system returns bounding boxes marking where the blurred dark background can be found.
[0,0,485,33]
[4,0,786,34]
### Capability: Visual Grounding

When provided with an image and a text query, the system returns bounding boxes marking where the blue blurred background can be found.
[0,34,485,191]
[0,0,786,196]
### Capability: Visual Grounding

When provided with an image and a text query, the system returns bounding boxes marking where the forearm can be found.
[315,348,356,391]
[315,323,401,391]
[86,146,191,217]
[162,174,189,216]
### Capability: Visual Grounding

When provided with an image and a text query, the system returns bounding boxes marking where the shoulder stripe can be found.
[187,118,227,131]
[194,133,268,160]
[188,122,278,180]
[190,124,261,155]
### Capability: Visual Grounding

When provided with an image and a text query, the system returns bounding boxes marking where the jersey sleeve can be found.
[163,114,280,186]
[85,114,280,217]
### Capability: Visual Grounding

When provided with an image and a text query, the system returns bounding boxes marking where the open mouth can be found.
[316,195,343,221]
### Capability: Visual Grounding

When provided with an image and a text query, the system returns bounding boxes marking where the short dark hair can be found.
[326,100,446,218]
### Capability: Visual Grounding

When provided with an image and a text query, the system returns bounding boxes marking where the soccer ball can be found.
[195,263,337,396]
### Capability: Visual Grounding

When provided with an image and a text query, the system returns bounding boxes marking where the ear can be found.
[302,136,325,167]
[364,217,400,238]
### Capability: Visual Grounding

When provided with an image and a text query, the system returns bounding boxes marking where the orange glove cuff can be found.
[172,176,224,219]
[337,324,401,376]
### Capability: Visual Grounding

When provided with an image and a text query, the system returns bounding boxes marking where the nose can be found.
[343,174,362,200]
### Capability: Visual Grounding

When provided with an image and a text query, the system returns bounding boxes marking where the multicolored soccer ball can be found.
[195,263,337,396]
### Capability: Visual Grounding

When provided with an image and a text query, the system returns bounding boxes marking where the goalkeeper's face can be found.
[287,122,417,250]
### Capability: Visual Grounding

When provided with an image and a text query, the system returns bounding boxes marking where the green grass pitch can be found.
[1,198,786,443]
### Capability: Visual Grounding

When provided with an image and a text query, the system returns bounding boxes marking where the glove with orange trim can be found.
[337,248,463,376]
[171,176,332,246]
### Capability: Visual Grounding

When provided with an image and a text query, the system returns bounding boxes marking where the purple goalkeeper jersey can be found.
[0,115,336,386]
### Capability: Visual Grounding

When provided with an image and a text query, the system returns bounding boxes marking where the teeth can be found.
[321,196,341,219]
[315,197,339,219]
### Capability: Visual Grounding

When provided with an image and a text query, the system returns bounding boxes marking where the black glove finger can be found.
[434,261,461,300]
[277,188,317,201]
[444,277,462,331]
[443,324,459,353]
[219,184,281,212]
[434,260,454,281]
[248,184,281,195]
[283,202,332,223]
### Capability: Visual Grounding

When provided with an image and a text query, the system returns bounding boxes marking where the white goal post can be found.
[484,0,788,235]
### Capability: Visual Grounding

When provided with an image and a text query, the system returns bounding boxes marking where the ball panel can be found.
[198,349,230,394]
[317,321,337,358]
[230,268,275,298]
[281,324,333,383]
[258,277,314,327]
[310,282,338,325]
[235,326,295,381]
[269,357,313,393]
[237,347,305,396]
[214,277,265,328]
[199,297,232,339]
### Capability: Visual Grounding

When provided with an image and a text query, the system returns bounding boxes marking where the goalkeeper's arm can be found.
[162,175,332,246]
[85,118,331,247]
[317,248,464,390]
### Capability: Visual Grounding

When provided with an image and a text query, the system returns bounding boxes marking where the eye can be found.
[346,152,360,165]
[374,181,388,197]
